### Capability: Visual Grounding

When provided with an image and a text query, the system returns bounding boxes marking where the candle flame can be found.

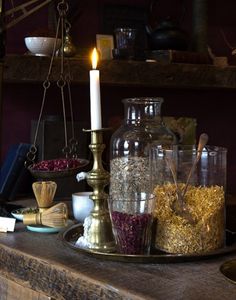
[91,48,99,69]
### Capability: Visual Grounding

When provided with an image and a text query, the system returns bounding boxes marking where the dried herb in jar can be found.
[111,211,153,254]
[153,183,225,254]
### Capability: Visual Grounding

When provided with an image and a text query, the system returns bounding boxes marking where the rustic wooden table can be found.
[0,199,236,300]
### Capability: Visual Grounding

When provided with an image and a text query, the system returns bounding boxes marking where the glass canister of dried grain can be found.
[150,145,227,254]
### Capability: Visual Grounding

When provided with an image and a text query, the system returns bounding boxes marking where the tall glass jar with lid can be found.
[109,97,176,200]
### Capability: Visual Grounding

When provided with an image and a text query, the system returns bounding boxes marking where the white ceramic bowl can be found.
[24,37,62,56]
[72,192,94,223]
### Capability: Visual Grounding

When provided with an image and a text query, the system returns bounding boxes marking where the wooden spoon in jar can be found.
[165,155,196,224]
[181,133,209,198]
[167,133,208,224]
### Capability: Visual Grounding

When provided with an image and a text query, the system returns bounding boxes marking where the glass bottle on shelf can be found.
[109,97,176,200]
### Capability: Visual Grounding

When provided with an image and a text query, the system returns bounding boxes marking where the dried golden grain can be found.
[153,184,225,254]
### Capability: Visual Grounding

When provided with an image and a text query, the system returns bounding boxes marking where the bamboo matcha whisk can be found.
[23,202,68,228]
[32,181,57,212]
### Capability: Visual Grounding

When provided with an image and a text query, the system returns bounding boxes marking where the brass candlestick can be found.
[80,128,115,253]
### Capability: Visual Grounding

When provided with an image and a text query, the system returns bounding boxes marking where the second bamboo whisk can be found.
[23,202,68,228]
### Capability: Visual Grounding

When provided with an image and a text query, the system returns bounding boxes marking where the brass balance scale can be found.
[5,0,115,252]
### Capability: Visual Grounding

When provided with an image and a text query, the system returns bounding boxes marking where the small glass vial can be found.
[109,97,176,200]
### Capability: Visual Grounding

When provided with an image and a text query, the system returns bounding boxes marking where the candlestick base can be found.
[79,128,115,253]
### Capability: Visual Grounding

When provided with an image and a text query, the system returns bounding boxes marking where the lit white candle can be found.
[90,48,102,130]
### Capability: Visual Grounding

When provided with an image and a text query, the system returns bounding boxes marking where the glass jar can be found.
[150,144,227,254]
[109,97,176,200]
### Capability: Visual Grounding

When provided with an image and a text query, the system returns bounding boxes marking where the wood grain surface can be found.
[0,273,51,300]
[0,199,236,299]
[3,55,236,90]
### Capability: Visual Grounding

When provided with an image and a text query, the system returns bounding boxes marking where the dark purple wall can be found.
[2,0,236,195]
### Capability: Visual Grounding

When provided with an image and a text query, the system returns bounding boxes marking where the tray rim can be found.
[220,259,236,284]
[61,224,236,264]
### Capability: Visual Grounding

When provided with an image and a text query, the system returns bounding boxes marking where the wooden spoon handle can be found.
[182,133,208,197]
[196,133,208,161]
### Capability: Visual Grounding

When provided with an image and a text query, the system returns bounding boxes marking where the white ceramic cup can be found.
[72,192,94,223]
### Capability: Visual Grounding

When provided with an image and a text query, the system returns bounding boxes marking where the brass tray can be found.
[62,224,236,264]
[28,158,89,179]
[220,259,236,284]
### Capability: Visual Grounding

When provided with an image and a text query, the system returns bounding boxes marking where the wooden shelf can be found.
[3,55,236,90]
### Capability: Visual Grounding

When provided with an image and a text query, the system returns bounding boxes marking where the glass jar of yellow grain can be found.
[109,97,176,200]
[150,145,227,254]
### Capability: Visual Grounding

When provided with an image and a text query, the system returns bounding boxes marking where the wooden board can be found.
[3,55,236,90]
[0,199,235,299]
[0,273,51,300]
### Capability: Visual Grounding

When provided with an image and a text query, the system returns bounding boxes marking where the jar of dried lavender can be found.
[109,97,176,201]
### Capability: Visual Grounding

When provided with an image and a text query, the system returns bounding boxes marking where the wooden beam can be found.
[3,55,236,90]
